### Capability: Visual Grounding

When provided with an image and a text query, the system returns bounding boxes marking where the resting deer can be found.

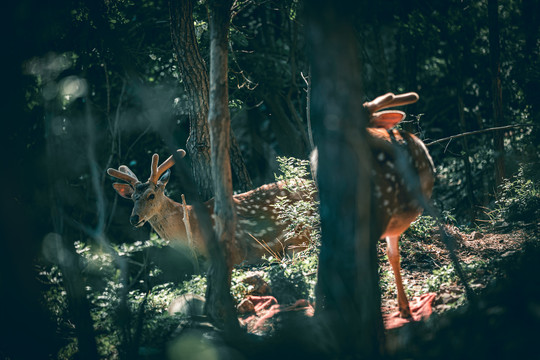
[107,150,311,265]
[311,92,435,318]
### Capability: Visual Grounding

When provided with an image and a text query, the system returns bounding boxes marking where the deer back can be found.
[368,127,435,239]
[231,179,313,264]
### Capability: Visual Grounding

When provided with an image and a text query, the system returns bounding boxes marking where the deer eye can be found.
[148,194,155,200]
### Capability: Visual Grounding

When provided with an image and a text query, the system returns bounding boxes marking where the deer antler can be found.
[363,92,419,114]
[107,166,140,186]
[364,92,395,113]
[148,149,186,184]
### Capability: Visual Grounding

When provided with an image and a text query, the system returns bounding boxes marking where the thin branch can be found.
[301,69,314,151]
[181,194,199,273]
[425,124,534,147]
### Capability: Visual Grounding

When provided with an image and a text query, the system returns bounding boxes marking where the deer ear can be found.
[370,110,406,129]
[113,183,134,199]
[177,149,186,158]
[158,169,171,187]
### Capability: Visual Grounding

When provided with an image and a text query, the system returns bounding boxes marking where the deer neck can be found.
[148,196,207,254]
[148,197,187,242]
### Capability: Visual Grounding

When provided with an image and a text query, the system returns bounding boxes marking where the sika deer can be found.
[107,150,312,265]
[312,92,435,318]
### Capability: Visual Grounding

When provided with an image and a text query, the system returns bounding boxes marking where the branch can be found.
[181,194,199,273]
[425,124,535,147]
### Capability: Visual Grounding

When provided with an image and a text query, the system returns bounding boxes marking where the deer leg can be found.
[386,235,412,318]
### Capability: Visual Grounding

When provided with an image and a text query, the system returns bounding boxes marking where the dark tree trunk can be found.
[521,0,540,142]
[488,0,506,188]
[45,114,99,360]
[455,19,477,220]
[169,0,213,200]
[264,93,308,158]
[230,134,252,193]
[457,90,477,217]
[204,0,240,332]
[305,1,385,358]
[169,0,252,200]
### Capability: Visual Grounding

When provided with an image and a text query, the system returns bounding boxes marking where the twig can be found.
[182,194,199,273]
[425,124,534,147]
[301,68,315,151]
[248,233,281,261]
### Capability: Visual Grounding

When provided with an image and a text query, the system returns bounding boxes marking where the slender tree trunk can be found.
[454,21,477,220]
[488,0,505,189]
[169,0,251,200]
[306,1,384,357]
[205,0,240,332]
[45,112,99,360]
[372,15,390,92]
[457,91,476,216]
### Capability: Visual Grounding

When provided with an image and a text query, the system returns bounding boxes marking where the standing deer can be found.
[107,150,311,265]
[109,92,432,318]
[311,92,435,318]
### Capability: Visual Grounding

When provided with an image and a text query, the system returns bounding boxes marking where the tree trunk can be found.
[45,113,99,360]
[264,93,308,158]
[169,0,213,200]
[205,0,240,332]
[169,0,252,200]
[454,21,477,220]
[229,134,252,192]
[457,90,477,218]
[305,1,385,357]
[488,0,505,189]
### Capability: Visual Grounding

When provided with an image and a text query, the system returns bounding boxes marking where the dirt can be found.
[379,225,533,316]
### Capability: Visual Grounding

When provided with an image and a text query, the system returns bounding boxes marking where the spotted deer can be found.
[107,150,312,265]
[311,92,435,318]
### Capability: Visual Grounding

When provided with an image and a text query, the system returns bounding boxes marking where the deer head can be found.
[107,149,186,228]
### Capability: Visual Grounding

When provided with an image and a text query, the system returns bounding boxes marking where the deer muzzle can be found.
[130,214,145,227]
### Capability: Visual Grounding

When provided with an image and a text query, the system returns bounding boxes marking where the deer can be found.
[109,92,433,318]
[311,92,435,318]
[107,150,312,266]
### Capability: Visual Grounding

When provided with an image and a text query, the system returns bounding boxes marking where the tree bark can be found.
[205,0,240,332]
[169,0,213,200]
[488,0,505,188]
[169,0,252,200]
[305,1,384,357]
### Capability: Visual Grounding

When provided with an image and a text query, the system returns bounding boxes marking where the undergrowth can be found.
[39,156,535,358]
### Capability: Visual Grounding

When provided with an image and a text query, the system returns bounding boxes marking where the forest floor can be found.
[237,222,536,336]
[149,222,540,359]
[379,224,531,317]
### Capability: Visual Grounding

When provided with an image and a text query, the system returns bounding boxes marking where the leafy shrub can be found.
[262,255,318,304]
[404,215,437,240]
[39,235,197,359]
[273,156,321,248]
[493,166,540,224]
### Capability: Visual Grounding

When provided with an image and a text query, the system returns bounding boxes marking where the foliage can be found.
[14,0,540,358]
[273,156,321,247]
[261,254,318,303]
[490,165,540,225]
[404,215,437,241]
[39,235,193,359]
